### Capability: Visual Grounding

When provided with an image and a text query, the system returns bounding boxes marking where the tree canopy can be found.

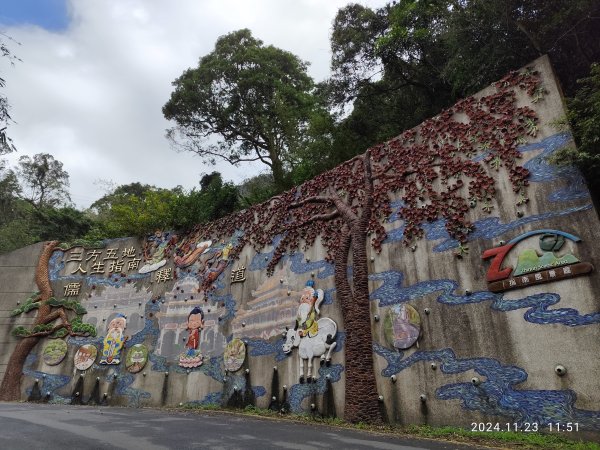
[84,174,239,239]
[322,0,600,162]
[16,153,71,209]
[163,29,327,190]
[551,63,600,198]
[0,154,92,254]
[0,33,20,155]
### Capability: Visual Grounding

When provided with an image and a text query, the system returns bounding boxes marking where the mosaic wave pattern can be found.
[520,132,589,202]
[23,354,72,404]
[370,271,600,327]
[373,343,600,430]
[287,363,344,412]
[384,204,592,252]
[249,235,335,280]
[115,372,151,407]
[185,391,223,407]
[247,332,346,362]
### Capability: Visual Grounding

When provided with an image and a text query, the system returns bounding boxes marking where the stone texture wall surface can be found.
[0,242,45,381]
[0,56,599,438]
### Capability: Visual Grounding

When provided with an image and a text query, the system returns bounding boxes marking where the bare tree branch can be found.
[289,195,335,209]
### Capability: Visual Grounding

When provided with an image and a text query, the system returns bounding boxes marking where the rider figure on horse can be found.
[296,280,324,338]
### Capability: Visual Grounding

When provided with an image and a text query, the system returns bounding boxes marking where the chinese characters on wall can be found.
[66,246,141,276]
[62,245,175,298]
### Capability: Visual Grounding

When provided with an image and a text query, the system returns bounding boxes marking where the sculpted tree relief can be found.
[0,70,539,422]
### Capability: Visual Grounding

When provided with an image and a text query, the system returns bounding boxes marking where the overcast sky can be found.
[0,0,385,208]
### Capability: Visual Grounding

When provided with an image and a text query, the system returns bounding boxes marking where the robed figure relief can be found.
[179,307,204,368]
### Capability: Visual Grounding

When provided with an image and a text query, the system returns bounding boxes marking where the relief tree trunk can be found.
[331,152,382,423]
[0,241,58,401]
[334,226,382,423]
[283,150,383,423]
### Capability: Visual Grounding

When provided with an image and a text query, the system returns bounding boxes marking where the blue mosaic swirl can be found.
[247,337,288,361]
[370,271,600,327]
[287,364,344,413]
[221,372,266,400]
[23,354,72,403]
[206,292,236,323]
[116,372,151,407]
[247,332,346,362]
[384,204,592,252]
[23,370,72,404]
[185,391,223,406]
[373,343,600,430]
[249,235,335,279]
[520,132,589,202]
[201,356,226,382]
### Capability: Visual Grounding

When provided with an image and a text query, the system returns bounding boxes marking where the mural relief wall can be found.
[0,56,599,436]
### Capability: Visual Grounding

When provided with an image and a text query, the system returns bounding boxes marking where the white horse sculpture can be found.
[282,317,337,383]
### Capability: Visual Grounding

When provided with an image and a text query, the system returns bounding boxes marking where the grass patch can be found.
[405,425,600,449]
[181,402,221,411]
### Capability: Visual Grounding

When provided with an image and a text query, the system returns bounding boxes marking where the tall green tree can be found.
[324,0,600,160]
[236,173,278,207]
[86,184,178,238]
[89,182,155,215]
[85,175,239,239]
[170,172,239,230]
[0,160,30,254]
[551,63,600,201]
[16,153,71,209]
[0,33,20,155]
[31,206,92,242]
[0,160,20,225]
[324,2,456,160]
[163,29,327,191]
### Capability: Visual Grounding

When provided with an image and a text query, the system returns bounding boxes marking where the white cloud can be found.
[2,0,385,208]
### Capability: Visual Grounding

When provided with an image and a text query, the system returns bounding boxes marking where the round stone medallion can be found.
[42,339,68,366]
[223,338,246,372]
[125,344,148,374]
[74,344,97,370]
[384,304,421,349]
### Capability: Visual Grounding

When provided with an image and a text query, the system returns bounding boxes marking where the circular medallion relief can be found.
[74,344,98,371]
[125,344,149,374]
[42,340,68,366]
[223,338,246,372]
[384,304,421,349]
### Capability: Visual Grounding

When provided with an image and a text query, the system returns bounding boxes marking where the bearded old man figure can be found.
[296,280,324,338]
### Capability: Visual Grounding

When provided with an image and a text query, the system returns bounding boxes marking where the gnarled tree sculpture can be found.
[0,241,96,401]
[1,68,541,421]
[189,68,541,423]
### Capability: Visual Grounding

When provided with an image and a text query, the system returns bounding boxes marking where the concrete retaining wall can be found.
[0,56,598,437]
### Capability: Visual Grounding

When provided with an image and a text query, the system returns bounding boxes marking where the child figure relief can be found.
[179,307,204,368]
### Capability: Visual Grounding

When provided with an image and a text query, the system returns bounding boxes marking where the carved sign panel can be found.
[482,229,593,293]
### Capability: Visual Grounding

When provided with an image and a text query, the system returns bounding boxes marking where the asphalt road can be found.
[0,402,486,450]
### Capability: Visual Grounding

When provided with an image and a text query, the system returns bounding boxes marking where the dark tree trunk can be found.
[0,241,58,401]
[0,337,42,400]
[331,152,382,424]
[270,150,288,192]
